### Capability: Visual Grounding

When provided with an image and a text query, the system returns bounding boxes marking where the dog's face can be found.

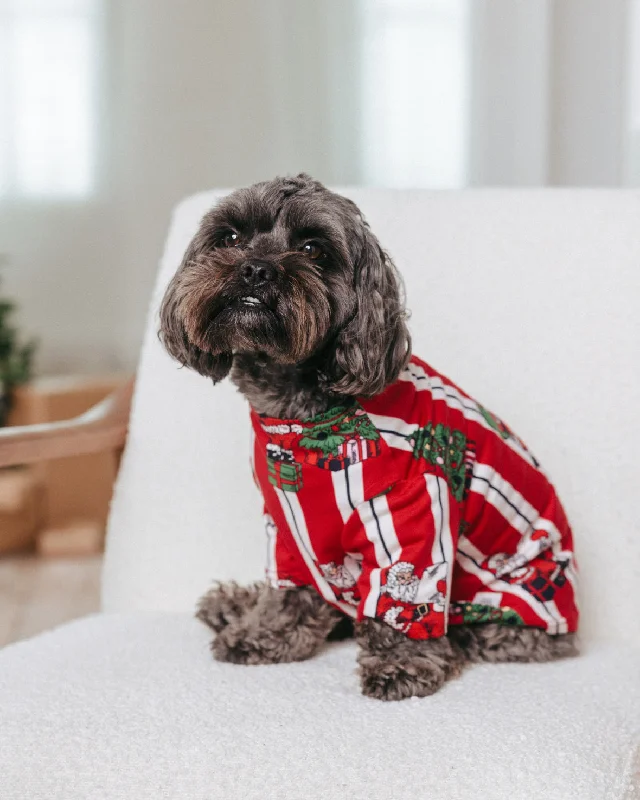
[160,174,410,396]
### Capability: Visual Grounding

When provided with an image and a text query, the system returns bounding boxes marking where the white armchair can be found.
[1,189,638,800]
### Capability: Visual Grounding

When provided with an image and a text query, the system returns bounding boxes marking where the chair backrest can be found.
[103,188,640,645]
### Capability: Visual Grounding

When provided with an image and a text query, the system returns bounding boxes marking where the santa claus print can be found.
[511,554,570,603]
[375,593,445,639]
[319,554,363,607]
[382,561,448,609]
[487,530,558,579]
[373,561,449,638]
[382,605,409,632]
[320,561,356,589]
[414,562,448,610]
[383,561,420,603]
[248,353,579,644]
[486,551,570,604]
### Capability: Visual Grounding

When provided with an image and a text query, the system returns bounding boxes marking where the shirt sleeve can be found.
[262,506,309,590]
[342,474,460,640]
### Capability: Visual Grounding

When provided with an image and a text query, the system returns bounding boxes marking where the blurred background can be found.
[1,0,639,377]
[0,0,639,643]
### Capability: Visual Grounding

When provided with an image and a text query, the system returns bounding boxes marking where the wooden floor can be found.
[0,555,102,648]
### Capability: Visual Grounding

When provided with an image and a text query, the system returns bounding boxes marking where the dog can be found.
[159,173,578,701]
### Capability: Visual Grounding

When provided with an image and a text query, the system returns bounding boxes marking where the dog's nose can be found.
[241,260,276,286]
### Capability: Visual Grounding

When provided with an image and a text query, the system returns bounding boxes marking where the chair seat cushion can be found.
[1,613,638,800]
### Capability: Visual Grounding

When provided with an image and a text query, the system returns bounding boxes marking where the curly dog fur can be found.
[161,174,578,700]
[356,618,464,700]
[197,581,577,700]
[201,583,341,665]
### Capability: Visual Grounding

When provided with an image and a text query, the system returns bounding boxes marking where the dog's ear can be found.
[326,224,411,397]
[158,242,233,384]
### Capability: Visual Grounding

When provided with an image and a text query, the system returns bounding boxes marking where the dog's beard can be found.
[207,301,286,358]
[173,252,333,364]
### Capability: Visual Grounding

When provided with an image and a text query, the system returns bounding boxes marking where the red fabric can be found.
[251,355,579,640]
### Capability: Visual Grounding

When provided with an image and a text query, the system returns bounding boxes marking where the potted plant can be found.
[0,289,36,427]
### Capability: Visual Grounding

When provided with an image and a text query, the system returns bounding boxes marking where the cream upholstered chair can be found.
[1,190,639,800]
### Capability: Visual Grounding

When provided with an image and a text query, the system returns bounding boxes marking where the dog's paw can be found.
[210,619,295,666]
[358,652,450,701]
[355,620,464,700]
[448,624,579,664]
[211,627,270,665]
[196,581,264,633]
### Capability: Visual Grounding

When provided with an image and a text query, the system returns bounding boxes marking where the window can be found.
[627,0,640,184]
[0,0,101,198]
[359,0,470,188]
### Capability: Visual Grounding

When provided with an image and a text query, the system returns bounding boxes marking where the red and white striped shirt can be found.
[251,355,579,640]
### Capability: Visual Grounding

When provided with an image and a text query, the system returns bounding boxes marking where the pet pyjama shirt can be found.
[250,355,579,640]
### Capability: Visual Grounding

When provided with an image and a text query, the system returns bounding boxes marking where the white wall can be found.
[468,0,630,187]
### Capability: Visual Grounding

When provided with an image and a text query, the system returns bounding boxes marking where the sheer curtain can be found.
[0,0,636,376]
[0,0,116,376]
[0,0,101,198]
[626,0,640,183]
[357,0,633,188]
[359,0,470,188]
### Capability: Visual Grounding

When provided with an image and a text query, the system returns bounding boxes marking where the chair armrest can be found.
[0,378,134,468]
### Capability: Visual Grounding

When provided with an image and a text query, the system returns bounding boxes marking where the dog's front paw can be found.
[358,651,450,701]
[208,585,340,666]
[211,621,275,665]
[211,617,319,666]
[356,623,463,701]
[196,581,264,633]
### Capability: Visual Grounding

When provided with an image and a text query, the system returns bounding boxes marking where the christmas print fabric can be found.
[251,355,579,640]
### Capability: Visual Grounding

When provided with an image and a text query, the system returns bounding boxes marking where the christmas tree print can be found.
[261,404,382,479]
[298,404,380,459]
[406,422,468,501]
[450,602,524,626]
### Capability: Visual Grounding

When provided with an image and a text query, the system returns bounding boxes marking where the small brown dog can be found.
[160,174,578,701]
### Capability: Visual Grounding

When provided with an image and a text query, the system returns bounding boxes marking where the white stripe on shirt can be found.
[274,488,355,616]
[424,474,455,625]
[398,363,540,470]
[331,462,364,524]
[456,542,564,634]
[363,567,382,619]
[365,413,417,452]
[358,493,402,568]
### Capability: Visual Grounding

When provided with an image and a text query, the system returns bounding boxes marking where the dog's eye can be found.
[301,242,324,260]
[221,232,241,248]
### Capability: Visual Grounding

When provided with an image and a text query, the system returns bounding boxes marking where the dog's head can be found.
[159,174,410,396]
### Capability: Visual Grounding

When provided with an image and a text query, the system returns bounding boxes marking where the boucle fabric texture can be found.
[0,613,638,800]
